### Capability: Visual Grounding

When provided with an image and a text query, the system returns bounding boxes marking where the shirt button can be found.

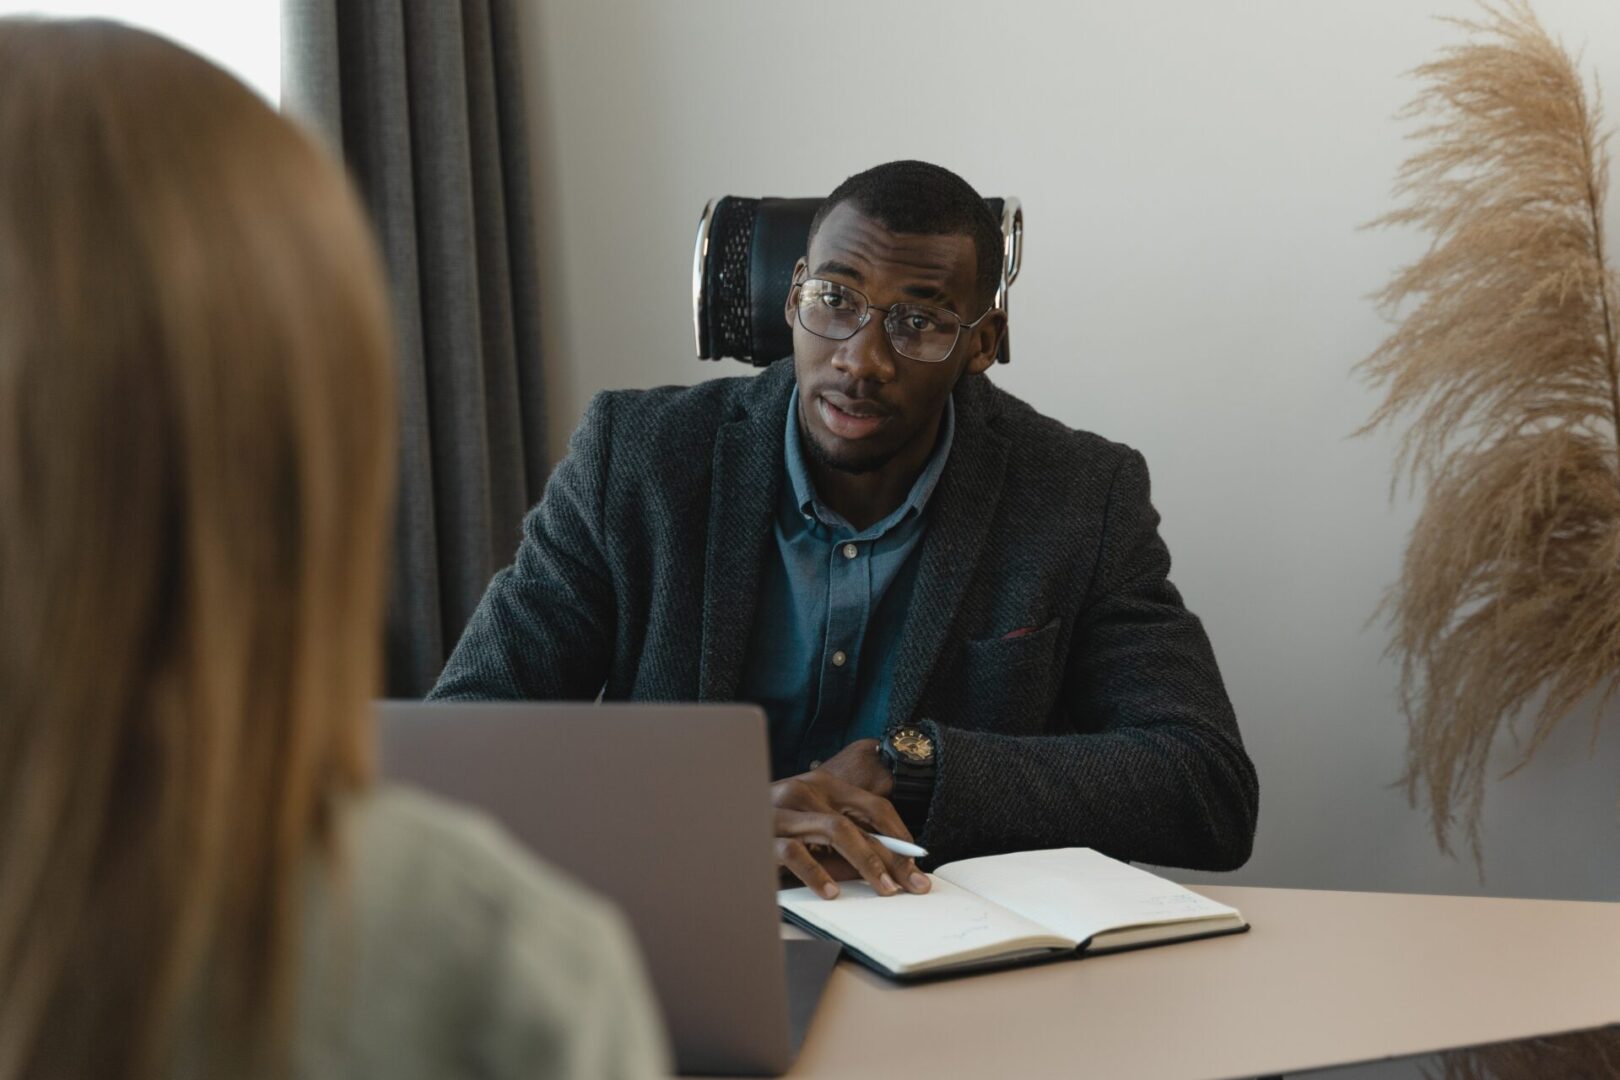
[831,650,847,668]
[842,543,858,559]
[809,759,823,770]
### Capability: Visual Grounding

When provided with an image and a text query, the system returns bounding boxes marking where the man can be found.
[431,160,1259,900]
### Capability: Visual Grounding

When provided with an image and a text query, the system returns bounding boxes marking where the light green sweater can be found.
[285,784,671,1079]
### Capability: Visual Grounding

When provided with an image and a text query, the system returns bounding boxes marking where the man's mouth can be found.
[818,393,891,439]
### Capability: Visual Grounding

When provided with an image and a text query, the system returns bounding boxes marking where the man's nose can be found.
[831,314,897,384]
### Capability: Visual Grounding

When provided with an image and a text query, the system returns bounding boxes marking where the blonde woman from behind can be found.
[0,19,668,1080]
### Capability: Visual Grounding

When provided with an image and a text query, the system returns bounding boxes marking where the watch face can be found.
[892,728,934,764]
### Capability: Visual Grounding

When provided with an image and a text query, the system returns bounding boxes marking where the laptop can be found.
[375,701,840,1076]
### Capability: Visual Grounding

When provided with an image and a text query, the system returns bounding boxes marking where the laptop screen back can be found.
[376,701,789,1075]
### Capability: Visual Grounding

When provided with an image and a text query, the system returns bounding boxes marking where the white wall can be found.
[523,0,1620,901]
[0,1,279,103]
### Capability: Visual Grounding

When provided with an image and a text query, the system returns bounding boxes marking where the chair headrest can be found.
[693,195,1022,367]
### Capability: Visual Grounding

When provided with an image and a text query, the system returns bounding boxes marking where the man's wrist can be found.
[879,722,939,837]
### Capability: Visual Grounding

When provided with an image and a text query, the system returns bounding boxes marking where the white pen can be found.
[868,832,928,859]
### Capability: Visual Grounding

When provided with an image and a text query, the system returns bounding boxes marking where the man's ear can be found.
[784,257,808,328]
[963,308,1007,377]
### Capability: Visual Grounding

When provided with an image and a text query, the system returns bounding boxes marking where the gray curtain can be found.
[281,0,549,697]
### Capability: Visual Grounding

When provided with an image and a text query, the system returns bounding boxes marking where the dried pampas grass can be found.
[1360,0,1620,862]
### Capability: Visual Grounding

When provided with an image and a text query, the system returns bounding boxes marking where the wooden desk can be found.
[779,886,1620,1079]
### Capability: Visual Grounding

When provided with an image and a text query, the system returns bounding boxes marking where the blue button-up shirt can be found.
[740,387,955,779]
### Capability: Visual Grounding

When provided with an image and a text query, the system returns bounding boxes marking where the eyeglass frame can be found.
[788,274,997,364]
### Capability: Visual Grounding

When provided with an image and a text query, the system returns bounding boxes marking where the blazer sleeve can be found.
[428,394,619,701]
[917,449,1259,871]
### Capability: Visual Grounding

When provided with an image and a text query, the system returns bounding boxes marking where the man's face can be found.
[786,203,1002,475]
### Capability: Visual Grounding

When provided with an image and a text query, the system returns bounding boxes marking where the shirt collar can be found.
[782,384,956,537]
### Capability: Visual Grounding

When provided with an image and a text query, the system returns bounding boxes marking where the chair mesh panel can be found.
[709,197,757,361]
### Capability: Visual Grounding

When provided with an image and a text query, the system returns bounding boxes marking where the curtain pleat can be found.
[282,0,547,697]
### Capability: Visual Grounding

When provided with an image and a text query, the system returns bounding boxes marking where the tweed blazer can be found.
[431,358,1259,870]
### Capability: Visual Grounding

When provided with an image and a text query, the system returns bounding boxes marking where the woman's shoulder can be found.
[348,784,595,910]
[298,784,670,1079]
[339,783,654,991]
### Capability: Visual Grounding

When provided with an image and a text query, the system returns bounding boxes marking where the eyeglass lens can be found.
[793,279,960,363]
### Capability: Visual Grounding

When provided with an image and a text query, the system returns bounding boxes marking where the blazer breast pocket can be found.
[949,617,1064,734]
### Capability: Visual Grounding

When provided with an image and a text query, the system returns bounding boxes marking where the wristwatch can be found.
[879,724,937,834]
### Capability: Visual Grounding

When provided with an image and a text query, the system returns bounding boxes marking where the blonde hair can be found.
[0,20,396,1080]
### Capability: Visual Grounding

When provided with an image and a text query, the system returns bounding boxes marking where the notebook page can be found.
[934,848,1241,946]
[778,875,1073,974]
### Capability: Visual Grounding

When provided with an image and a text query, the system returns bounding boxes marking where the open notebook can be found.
[779,847,1248,980]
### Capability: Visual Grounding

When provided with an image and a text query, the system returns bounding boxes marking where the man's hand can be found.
[811,737,893,796]
[773,749,931,900]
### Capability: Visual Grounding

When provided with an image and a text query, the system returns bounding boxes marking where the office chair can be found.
[692,195,1023,366]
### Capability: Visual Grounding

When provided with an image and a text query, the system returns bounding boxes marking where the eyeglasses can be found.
[790,277,993,364]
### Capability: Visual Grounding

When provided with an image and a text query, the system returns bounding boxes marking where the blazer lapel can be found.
[698,368,790,700]
[886,378,1010,729]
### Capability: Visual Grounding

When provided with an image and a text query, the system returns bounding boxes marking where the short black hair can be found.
[807,160,1003,311]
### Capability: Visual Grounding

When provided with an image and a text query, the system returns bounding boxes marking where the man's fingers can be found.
[774,790,927,895]
[774,771,914,843]
[778,810,897,895]
[823,779,912,842]
[821,814,905,896]
[886,853,931,893]
[775,772,913,844]
[868,843,930,894]
[814,852,859,881]
[812,848,928,893]
[776,838,840,900]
